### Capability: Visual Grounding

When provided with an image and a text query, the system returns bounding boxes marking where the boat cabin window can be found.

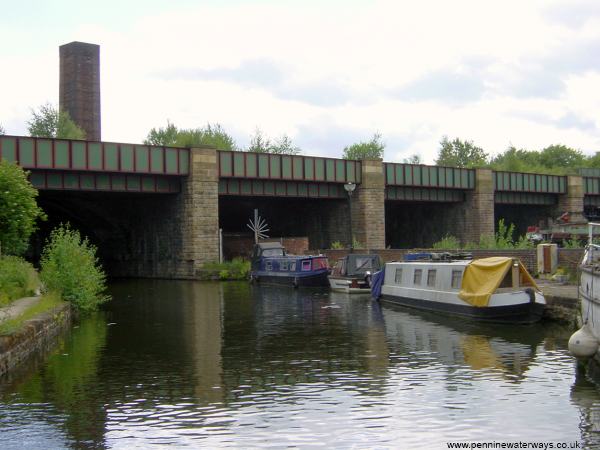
[451,270,462,289]
[262,248,285,257]
[290,261,297,271]
[394,268,403,283]
[413,269,422,285]
[313,258,328,270]
[301,260,312,271]
[265,261,273,271]
[427,269,436,287]
[281,260,289,271]
[355,257,374,270]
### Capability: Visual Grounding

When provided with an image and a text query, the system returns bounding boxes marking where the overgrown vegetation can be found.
[432,220,533,250]
[40,225,110,313]
[330,241,344,249]
[342,133,385,160]
[0,160,46,255]
[0,291,64,335]
[0,256,39,306]
[202,257,251,280]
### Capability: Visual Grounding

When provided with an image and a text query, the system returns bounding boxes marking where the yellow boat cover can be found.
[458,257,538,307]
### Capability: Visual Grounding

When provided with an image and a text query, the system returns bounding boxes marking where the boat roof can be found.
[255,242,285,250]
[387,260,470,267]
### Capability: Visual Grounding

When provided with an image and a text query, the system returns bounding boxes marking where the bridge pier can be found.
[352,159,386,249]
[177,147,220,277]
[456,168,495,245]
[556,175,585,221]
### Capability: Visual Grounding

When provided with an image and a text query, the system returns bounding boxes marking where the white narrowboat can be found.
[373,255,546,323]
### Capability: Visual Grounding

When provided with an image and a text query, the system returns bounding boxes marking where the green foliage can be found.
[40,225,110,313]
[432,235,460,249]
[562,238,584,249]
[0,256,39,306]
[27,103,86,140]
[203,257,251,280]
[342,133,384,160]
[403,154,422,164]
[352,237,363,249]
[144,122,237,150]
[0,291,64,335]
[489,144,584,175]
[435,136,488,168]
[247,129,301,154]
[330,241,344,249]
[432,220,532,250]
[0,160,46,255]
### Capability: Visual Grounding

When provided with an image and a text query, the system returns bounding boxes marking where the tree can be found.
[342,133,385,160]
[403,154,421,164]
[0,160,45,255]
[144,120,179,146]
[435,137,488,168]
[0,124,5,135]
[247,128,301,154]
[539,144,584,169]
[144,122,237,150]
[40,224,110,313]
[27,103,86,140]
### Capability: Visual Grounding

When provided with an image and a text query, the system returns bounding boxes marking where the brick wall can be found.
[353,159,385,248]
[224,234,310,259]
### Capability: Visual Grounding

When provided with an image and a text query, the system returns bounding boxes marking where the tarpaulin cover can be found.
[458,257,538,307]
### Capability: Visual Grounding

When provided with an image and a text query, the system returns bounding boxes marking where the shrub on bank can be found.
[0,256,39,306]
[202,257,251,280]
[40,225,110,313]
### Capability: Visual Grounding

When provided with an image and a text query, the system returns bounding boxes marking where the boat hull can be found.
[251,270,329,287]
[328,276,370,293]
[379,294,545,324]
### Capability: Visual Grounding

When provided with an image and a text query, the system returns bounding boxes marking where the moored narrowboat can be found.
[372,254,546,324]
[250,242,329,287]
[328,254,382,293]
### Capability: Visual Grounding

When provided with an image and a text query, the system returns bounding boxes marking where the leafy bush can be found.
[330,241,344,249]
[0,160,46,255]
[203,257,250,280]
[40,225,109,313]
[0,256,39,306]
[432,235,460,249]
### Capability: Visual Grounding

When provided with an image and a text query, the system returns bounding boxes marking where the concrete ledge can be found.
[0,303,72,377]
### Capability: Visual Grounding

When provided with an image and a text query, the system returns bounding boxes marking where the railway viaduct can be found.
[1,134,599,279]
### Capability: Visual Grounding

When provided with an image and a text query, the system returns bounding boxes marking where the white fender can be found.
[569,324,600,359]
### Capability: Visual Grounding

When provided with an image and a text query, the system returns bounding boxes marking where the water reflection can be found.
[0,280,593,448]
[380,303,544,381]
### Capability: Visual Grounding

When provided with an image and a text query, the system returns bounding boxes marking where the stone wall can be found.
[0,303,72,378]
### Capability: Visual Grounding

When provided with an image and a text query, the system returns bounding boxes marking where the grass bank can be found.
[200,258,251,280]
[0,291,65,335]
[0,256,39,306]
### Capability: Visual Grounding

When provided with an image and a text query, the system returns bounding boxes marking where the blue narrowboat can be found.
[249,242,330,287]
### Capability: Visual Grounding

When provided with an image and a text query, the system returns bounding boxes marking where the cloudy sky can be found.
[1,0,600,163]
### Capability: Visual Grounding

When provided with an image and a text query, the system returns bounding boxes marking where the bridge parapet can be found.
[217,150,361,183]
[384,163,475,189]
[0,135,189,176]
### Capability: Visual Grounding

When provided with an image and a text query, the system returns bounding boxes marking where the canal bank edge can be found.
[0,300,72,378]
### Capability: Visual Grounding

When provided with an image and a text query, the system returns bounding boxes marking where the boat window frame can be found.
[413,268,422,285]
[427,269,436,287]
[395,268,403,284]
[290,261,297,271]
[301,260,312,271]
[451,270,462,289]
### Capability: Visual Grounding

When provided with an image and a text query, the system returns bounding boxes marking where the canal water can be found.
[1,280,599,449]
